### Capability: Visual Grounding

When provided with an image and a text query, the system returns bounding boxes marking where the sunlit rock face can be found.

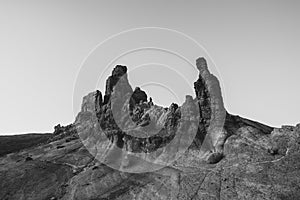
[1,58,300,200]
[75,57,228,165]
[74,57,275,169]
[192,57,227,153]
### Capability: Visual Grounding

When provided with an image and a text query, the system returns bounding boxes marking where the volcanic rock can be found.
[0,58,299,200]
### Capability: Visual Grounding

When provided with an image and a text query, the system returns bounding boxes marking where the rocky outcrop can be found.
[0,57,299,200]
[75,58,223,160]
[50,124,77,143]
[75,57,272,163]
[73,58,276,170]
[192,57,227,154]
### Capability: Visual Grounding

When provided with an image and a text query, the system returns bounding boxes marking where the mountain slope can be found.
[0,58,299,200]
[0,133,52,157]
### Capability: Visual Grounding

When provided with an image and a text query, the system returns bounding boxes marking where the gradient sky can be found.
[0,0,299,135]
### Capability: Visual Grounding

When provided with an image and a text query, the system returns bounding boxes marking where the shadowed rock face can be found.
[1,58,300,200]
[84,57,228,157]
[83,57,271,161]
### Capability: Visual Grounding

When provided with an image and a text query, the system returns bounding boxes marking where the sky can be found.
[0,0,299,135]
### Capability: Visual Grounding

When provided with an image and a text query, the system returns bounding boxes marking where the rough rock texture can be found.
[0,58,300,200]
[0,133,52,157]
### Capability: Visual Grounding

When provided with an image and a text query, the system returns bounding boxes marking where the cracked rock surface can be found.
[1,58,300,200]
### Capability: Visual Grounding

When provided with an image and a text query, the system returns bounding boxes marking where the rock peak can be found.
[185,95,193,102]
[196,57,208,71]
[112,65,127,77]
[104,65,132,103]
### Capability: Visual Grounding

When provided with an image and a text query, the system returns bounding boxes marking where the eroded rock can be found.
[1,58,299,200]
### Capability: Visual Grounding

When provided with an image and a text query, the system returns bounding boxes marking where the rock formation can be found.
[0,58,300,200]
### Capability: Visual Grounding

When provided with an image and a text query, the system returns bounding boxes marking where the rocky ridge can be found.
[0,58,299,199]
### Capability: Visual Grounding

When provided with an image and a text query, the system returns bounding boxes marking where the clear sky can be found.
[0,0,299,134]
